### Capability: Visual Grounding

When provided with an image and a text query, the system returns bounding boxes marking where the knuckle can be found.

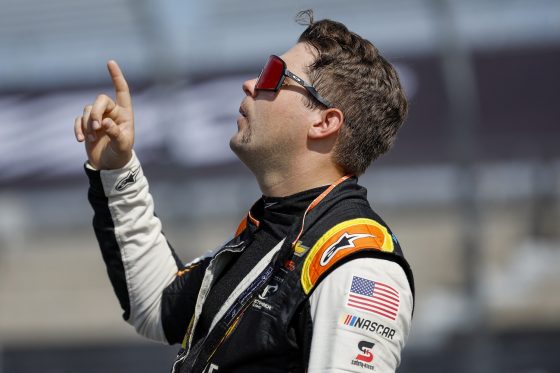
[96,93,110,102]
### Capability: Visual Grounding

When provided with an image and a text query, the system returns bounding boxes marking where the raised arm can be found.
[76,62,206,344]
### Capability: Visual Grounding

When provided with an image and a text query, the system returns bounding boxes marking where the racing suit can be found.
[86,152,415,372]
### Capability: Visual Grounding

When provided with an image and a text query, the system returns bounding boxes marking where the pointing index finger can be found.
[107,60,132,108]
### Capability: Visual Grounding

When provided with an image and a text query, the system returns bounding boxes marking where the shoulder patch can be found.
[301,218,394,294]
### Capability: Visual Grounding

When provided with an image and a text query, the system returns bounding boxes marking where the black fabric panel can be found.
[192,231,277,344]
[291,301,313,370]
[85,165,131,320]
[161,258,211,345]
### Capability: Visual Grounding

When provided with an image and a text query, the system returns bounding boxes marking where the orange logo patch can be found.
[301,218,394,294]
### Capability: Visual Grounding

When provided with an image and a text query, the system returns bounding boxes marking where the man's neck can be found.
[256,164,345,197]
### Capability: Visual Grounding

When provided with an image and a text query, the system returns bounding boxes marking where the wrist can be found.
[89,149,133,170]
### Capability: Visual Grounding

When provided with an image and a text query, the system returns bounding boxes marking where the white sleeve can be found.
[95,151,178,342]
[307,258,413,373]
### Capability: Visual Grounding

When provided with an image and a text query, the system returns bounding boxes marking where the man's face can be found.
[230,42,320,171]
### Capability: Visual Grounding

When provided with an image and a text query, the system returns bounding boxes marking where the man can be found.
[74,11,414,373]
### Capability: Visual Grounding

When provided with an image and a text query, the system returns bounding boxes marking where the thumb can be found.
[102,118,132,155]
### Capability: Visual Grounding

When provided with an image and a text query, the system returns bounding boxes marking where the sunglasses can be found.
[255,55,333,108]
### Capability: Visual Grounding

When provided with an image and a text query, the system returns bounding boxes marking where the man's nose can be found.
[242,78,257,97]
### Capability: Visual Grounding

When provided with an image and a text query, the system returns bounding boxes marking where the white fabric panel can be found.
[100,152,178,342]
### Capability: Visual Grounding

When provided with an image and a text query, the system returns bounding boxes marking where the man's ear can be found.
[308,108,344,139]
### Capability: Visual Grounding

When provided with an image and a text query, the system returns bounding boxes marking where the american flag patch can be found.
[346,276,400,321]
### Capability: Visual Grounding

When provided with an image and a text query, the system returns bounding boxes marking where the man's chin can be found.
[230,134,261,169]
[229,135,248,157]
[230,128,252,146]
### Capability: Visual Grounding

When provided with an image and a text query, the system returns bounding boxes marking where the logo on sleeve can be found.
[319,233,374,266]
[341,314,397,340]
[300,218,395,295]
[351,340,375,370]
[347,276,400,321]
[115,167,140,191]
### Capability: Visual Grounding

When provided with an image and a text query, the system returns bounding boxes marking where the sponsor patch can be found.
[301,218,394,294]
[347,276,400,321]
[252,274,283,312]
[115,167,140,191]
[341,313,397,340]
[293,242,310,257]
[259,283,279,300]
[351,340,375,370]
[252,299,273,311]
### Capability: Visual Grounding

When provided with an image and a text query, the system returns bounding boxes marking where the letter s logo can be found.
[356,340,375,363]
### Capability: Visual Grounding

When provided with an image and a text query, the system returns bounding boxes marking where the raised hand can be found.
[74,60,134,170]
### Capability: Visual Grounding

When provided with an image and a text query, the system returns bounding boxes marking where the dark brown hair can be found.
[297,10,408,175]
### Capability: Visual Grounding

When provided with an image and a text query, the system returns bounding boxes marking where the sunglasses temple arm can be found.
[284,69,333,108]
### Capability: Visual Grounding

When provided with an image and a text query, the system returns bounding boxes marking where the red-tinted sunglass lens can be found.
[255,56,284,91]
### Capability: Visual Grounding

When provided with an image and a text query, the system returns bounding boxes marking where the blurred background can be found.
[1,0,559,372]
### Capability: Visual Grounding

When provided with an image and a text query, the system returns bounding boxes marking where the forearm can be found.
[86,151,181,342]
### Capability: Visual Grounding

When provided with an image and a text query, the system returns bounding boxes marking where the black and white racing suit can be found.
[86,152,415,373]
